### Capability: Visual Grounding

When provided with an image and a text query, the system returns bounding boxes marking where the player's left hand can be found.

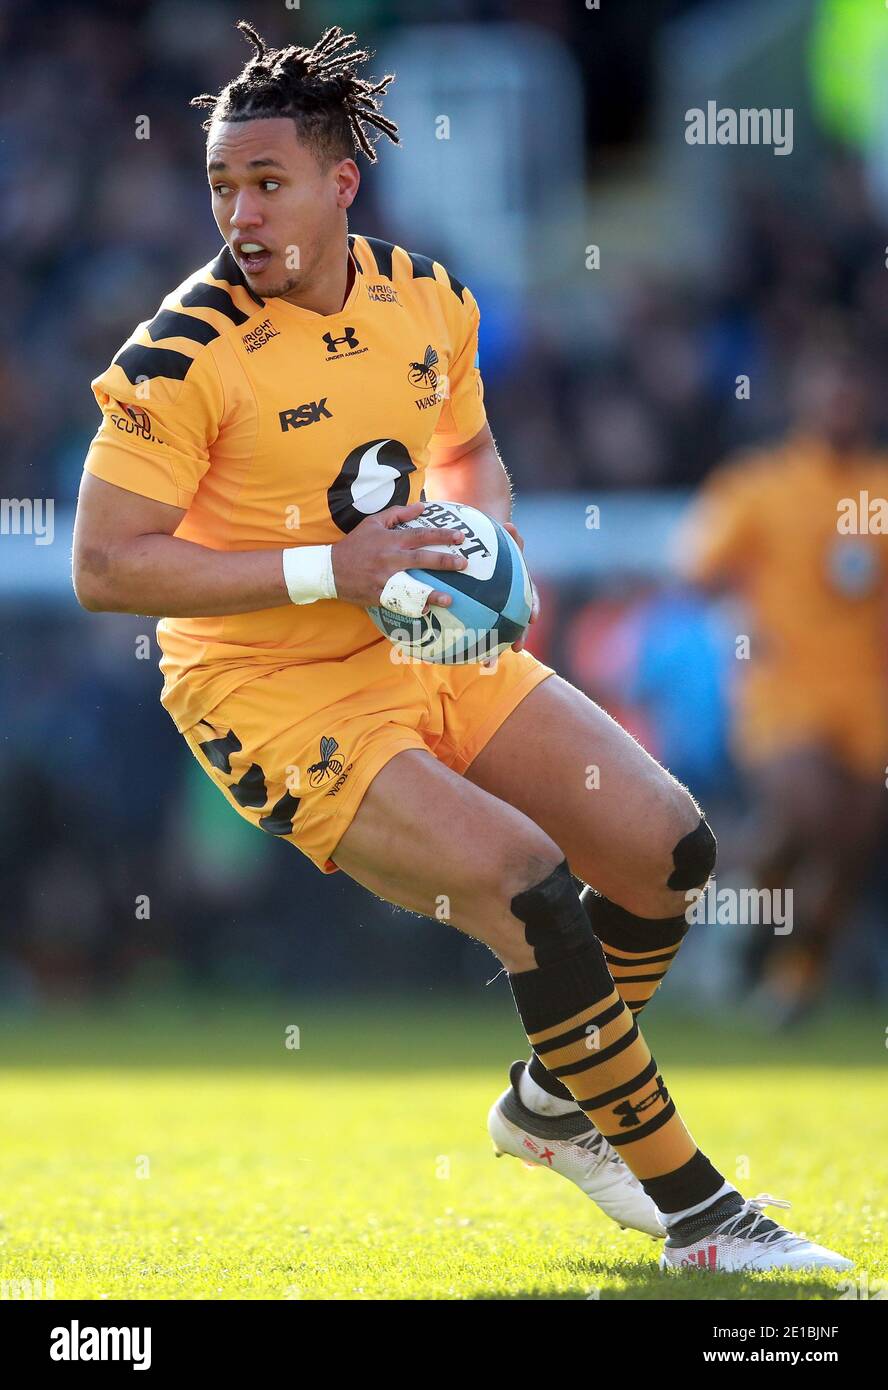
[502,521,539,652]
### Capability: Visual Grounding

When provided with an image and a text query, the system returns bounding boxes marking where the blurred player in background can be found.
[679,341,888,1025]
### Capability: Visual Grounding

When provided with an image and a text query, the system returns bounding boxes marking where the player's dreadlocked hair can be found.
[191,20,399,165]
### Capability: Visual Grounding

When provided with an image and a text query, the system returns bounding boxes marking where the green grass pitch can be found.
[1,1000,885,1300]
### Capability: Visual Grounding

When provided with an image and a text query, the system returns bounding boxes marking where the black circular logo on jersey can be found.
[327,438,417,534]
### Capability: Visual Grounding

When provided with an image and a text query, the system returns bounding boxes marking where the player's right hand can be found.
[331,501,469,610]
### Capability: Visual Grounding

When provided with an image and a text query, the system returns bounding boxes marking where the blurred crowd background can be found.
[2,0,887,1018]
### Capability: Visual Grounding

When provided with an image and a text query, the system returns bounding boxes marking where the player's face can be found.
[795,359,873,452]
[207,117,356,298]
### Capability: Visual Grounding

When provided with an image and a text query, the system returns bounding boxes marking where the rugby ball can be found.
[367,501,533,664]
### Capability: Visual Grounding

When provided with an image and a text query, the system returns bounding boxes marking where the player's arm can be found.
[72,473,293,616]
[425,421,512,524]
[72,474,469,618]
[672,456,761,594]
[74,345,298,615]
[423,283,538,647]
[426,421,540,647]
[424,280,510,516]
[75,326,470,618]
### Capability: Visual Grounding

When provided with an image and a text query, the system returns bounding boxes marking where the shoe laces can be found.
[575,1128,633,1176]
[715,1192,797,1248]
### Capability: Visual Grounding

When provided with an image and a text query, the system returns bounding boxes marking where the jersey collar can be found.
[273,240,364,322]
[212,238,364,320]
[211,243,266,308]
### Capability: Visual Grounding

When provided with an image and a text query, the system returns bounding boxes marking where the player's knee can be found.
[468,829,558,968]
[506,857,604,974]
[627,785,716,914]
[667,812,717,892]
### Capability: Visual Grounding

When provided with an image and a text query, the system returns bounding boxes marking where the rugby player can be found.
[680,343,888,1026]
[72,22,849,1272]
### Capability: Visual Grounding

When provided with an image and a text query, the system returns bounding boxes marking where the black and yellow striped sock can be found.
[509,861,724,1213]
[526,889,691,1103]
[582,888,690,1016]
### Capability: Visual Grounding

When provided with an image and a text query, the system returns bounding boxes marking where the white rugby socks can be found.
[659,1179,738,1228]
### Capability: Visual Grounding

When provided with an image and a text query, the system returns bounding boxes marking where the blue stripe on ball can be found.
[500,540,531,626]
[418,517,514,615]
[367,507,531,663]
[423,581,499,634]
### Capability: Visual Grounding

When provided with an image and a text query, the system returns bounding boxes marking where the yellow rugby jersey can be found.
[680,434,888,687]
[85,234,487,731]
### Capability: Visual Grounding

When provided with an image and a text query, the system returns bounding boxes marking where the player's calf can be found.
[583,812,716,1014]
[502,856,734,1228]
[521,812,716,1110]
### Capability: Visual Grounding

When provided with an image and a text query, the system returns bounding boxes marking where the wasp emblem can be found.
[407,345,439,390]
[308,735,345,787]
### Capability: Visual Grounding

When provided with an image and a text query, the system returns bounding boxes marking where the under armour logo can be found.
[612,1074,670,1128]
[323,328,359,353]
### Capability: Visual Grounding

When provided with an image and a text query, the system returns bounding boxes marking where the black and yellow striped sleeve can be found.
[353,233,487,450]
[84,292,227,509]
[431,278,486,449]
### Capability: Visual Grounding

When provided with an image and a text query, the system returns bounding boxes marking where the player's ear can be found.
[334,158,360,209]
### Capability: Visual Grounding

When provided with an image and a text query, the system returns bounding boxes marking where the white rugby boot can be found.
[487,1060,665,1239]
[659,1190,853,1272]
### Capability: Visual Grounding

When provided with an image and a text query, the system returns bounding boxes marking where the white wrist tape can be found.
[378,570,435,619]
[282,544,337,605]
